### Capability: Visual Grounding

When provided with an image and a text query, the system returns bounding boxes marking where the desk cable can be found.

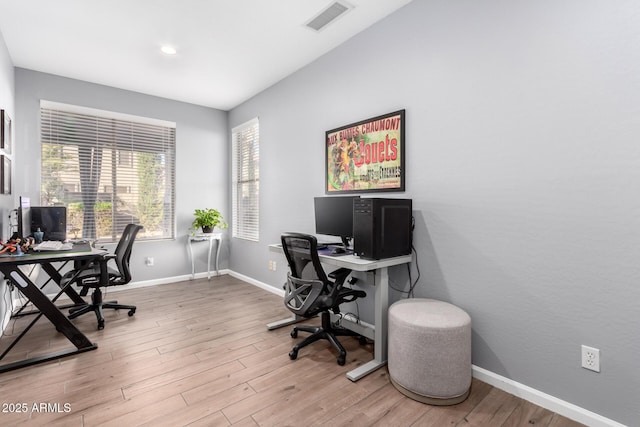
[388,244,421,298]
[335,304,361,327]
[1,283,11,337]
[407,244,421,297]
[2,264,43,338]
[1,282,27,338]
[333,279,362,329]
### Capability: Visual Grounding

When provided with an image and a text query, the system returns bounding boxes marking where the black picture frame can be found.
[1,109,11,154]
[325,109,405,194]
[1,155,10,195]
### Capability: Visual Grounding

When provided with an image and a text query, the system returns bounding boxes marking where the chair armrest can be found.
[338,288,366,304]
[328,267,351,281]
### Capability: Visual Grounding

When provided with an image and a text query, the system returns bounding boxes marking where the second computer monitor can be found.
[30,206,67,241]
[314,196,359,247]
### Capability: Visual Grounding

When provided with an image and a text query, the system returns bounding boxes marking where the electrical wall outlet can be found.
[581,345,600,372]
[268,260,277,271]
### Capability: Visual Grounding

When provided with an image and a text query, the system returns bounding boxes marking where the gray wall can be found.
[14,69,229,282]
[228,0,640,424]
[0,30,15,331]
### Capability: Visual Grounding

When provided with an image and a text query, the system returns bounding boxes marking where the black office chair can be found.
[62,224,142,330]
[281,232,366,365]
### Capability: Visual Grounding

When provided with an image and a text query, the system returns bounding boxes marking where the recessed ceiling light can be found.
[161,46,177,55]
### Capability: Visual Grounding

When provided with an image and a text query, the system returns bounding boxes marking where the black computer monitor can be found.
[30,206,67,241]
[314,196,359,248]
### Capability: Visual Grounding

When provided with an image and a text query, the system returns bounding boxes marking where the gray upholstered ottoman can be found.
[388,298,471,405]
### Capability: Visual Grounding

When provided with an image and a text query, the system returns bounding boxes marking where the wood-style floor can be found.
[0,275,584,427]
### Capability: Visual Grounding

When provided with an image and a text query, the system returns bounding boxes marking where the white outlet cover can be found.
[581,345,600,372]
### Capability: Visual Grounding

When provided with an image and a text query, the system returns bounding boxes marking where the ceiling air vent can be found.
[306,1,352,32]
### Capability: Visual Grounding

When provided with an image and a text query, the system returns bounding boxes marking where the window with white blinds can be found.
[231,118,259,241]
[40,101,176,242]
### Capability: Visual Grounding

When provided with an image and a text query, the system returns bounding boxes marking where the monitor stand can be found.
[341,236,351,250]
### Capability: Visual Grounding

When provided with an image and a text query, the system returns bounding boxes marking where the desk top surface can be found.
[268,243,411,272]
[0,244,106,266]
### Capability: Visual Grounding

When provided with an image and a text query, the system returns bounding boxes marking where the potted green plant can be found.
[192,208,228,233]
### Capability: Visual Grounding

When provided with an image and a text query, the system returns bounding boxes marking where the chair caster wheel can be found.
[337,355,346,366]
[290,329,298,338]
[289,349,298,360]
[97,321,105,330]
[128,309,136,316]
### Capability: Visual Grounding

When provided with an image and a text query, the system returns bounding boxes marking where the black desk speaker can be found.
[353,198,412,260]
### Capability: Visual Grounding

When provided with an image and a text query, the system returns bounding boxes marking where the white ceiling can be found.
[0,0,413,111]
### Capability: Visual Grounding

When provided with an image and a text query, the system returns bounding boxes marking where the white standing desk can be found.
[188,233,222,280]
[268,244,411,381]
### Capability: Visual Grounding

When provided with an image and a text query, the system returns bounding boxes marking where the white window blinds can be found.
[40,102,176,242]
[231,118,259,241]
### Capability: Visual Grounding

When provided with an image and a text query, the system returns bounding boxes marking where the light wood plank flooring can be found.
[0,275,584,426]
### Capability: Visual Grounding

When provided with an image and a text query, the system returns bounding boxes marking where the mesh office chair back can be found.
[281,233,332,318]
[110,223,142,285]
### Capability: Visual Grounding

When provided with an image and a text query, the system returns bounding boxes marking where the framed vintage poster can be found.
[1,109,11,154]
[1,155,10,194]
[325,109,405,194]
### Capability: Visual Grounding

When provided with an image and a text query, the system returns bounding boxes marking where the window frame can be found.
[231,118,260,242]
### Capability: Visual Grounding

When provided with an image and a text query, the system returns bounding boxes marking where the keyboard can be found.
[317,242,342,249]
[33,241,73,251]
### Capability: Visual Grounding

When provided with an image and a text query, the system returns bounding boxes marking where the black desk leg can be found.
[0,267,97,373]
[41,262,86,305]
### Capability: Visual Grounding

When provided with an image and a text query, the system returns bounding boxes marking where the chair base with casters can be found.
[61,223,142,330]
[68,288,136,330]
[289,310,366,366]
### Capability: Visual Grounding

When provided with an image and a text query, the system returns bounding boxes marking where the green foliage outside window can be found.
[136,152,163,233]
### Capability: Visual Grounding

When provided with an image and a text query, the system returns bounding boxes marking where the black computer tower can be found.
[353,198,412,260]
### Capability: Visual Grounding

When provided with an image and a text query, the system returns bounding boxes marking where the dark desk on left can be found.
[0,244,106,373]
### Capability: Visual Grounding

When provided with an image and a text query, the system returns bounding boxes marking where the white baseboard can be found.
[109,269,232,292]
[228,270,284,297]
[471,366,624,427]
